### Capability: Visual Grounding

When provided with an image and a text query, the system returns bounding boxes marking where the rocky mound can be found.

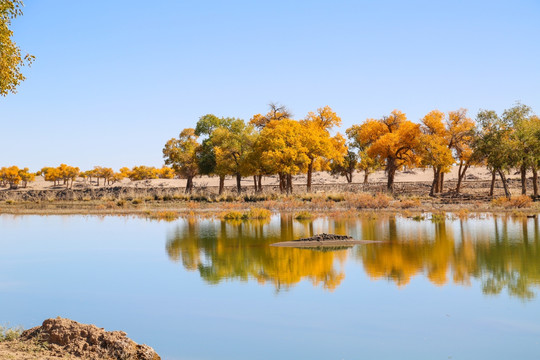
[21,318,160,360]
[295,233,353,242]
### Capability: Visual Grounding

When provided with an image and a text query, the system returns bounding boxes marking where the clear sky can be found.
[1,0,539,171]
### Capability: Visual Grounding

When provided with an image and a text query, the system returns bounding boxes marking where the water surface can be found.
[1,214,539,359]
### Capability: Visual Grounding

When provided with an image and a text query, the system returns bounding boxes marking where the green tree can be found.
[0,0,34,96]
[163,128,200,193]
[475,110,514,198]
[330,149,358,183]
[195,114,248,194]
[502,103,539,195]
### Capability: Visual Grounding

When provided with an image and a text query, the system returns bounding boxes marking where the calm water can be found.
[1,214,539,359]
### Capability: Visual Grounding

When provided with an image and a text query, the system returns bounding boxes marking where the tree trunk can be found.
[520,164,527,195]
[257,175,262,192]
[236,173,242,193]
[185,176,193,194]
[439,172,445,193]
[364,170,369,184]
[498,169,511,199]
[253,176,257,191]
[489,169,496,197]
[279,173,285,193]
[387,159,396,193]
[456,162,469,194]
[306,161,313,192]
[532,166,538,197]
[218,175,225,195]
[430,168,439,196]
[345,172,352,183]
[287,174,293,194]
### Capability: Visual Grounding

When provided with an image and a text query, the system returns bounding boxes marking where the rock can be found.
[295,233,353,242]
[21,317,160,360]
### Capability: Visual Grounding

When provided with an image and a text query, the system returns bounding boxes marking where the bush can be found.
[0,325,22,342]
[431,212,446,222]
[400,198,421,209]
[294,211,314,220]
[509,195,533,208]
[221,208,272,220]
[327,193,345,202]
[148,211,180,221]
[243,207,272,220]
[492,195,533,209]
[373,193,391,209]
[221,211,244,220]
[350,193,375,209]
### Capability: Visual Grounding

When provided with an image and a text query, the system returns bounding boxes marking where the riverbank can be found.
[0,318,160,360]
[1,168,539,217]
[0,191,538,219]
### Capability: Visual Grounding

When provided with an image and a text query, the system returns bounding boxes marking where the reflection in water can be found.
[166,215,540,299]
[166,216,347,291]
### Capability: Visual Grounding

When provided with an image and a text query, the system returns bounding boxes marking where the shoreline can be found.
[0,196,537,217]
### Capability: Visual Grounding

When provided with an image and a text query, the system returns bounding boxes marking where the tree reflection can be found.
[166,217,347,291]
[165,215,540,299]
[355,216,540,300]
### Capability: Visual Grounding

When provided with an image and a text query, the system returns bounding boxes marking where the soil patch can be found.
[13,318,160,360]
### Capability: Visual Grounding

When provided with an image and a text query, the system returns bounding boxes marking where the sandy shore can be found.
[5,166,529,192]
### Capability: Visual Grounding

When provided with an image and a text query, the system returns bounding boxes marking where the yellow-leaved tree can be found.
[420,110,455,196]
[256,119,310,194]
[348,110,422,192]
[444,109,477,194]
[0,0,34,96]
[163,128,200,193]
[301,106,347,192]
[249,103,292,129]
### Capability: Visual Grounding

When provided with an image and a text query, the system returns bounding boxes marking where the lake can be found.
[1,214,539,359]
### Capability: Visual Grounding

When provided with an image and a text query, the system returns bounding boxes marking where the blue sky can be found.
[1,0,539,171]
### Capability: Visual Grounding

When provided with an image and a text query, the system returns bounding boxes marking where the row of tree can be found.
[0,165,176,189]
[163,103,540,198]
[163,105,346,194]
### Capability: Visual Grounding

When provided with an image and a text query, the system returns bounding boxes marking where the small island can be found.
[271,233,383,247]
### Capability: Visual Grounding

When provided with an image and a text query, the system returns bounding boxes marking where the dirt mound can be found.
[21,318,160,360]
[296,233,353,242]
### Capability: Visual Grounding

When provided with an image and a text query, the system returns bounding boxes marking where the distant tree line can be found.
[2,103,539,199]
[163,103,540,198]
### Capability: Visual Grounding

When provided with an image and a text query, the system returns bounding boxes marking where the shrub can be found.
[350,193,374,209]
[492,195,533,209]
[373,193,391,209]
[294,211,314,220]
[400,198,421,209]
[431,212,446,222]
[243,207,272,220]
[221,211,244,220]
[509,195,533,208]
[0,326,22,342]
[327,193,345,202]
[148,211,180,221]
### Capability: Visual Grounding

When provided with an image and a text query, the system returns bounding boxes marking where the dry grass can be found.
[294,211,314,220]
[146,210,180,221]
[220,207,272,220]
[492,195,533,209]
